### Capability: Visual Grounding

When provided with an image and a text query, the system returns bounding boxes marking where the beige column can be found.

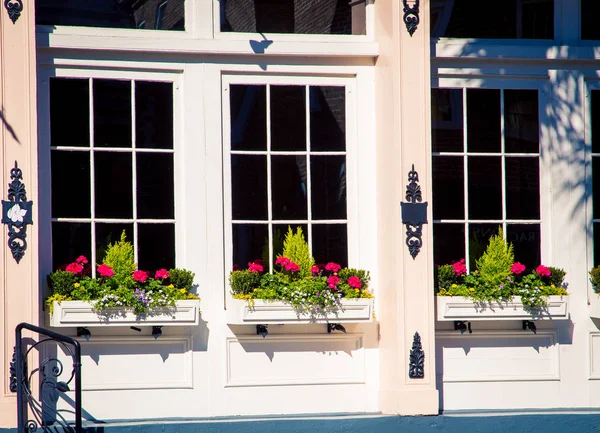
[0,1,39,427]
[374,0,438,415]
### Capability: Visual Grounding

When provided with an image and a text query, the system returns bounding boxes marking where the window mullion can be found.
[132,80,139,266]
[266,84,274,272]
[463,88,470,270]
[500,89,507,236]
[306,85,313,255]
[89,78,97,276]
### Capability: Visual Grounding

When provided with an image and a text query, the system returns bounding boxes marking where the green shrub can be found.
[590,266,600,292]
[281,227,314,278]
[547,266,566,287]
[229,270,261,295]
[102,231,136,288]
[476,228,514,288]
[436,264,458,290]
[48,270,78,296]
[168,268,195,291]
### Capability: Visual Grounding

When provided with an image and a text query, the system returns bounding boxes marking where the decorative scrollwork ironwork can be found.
[4,0,23,24]
[14,323,82,432]
[2,161,33,263]
[400,164,428,259]
[9,347,17,392]
[408,332,425,378]
[402,0,420,36]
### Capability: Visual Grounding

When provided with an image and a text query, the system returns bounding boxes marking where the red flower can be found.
[348,276,362,289]
[133,270,149,283]
[75,255,88,265]
[232,264,240,271]
[285,262,300,273]
[452,259,467,276]
[276,257,291,267]
[311,265,320,274]
[155,269,169,280]
[327,275,341,288]
[97,264,115,278]
[535,265,551,277]
[65,262,83,274]
[511,262,526,275]
[325,262,341,273]
[248,262,263,273]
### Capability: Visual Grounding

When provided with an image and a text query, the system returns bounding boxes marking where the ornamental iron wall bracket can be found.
[400,164,427,259]
[408,332,424,378]
[402,0,420,36]
[2,161,33,263]
[4,0,23,24]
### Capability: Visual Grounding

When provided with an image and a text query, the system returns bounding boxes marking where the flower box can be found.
[436,296,570,321]
[589,294,600,319]
[227,298,374,325]
[49,300,201,327]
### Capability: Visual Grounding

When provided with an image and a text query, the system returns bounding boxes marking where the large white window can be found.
[222,75,357,271]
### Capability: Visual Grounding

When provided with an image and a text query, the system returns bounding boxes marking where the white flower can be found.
[7,204,27,223]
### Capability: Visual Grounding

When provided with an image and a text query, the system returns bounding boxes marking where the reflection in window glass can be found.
[36,0,185,30]
[431,0,553,39]
[431,88,463,153]
[221,0,365,35]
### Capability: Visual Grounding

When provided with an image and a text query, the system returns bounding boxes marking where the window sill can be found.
[436,296,570,321]
[227,298,373,325]
[49,300,201,327]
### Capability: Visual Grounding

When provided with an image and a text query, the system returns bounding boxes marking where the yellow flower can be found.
[451,284,457,288]
[167,284,174,289]
[180,289,186,294]
[355,289,359,292]
[74,283,80,288]
[469,288,475,292]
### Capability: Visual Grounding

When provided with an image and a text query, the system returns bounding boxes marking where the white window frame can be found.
[221,73,360,280]
[432,77,551,269]
[584,78,600,271]
[37,66,184,281]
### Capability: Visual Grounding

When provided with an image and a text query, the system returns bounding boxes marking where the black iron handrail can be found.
[12,322,82,433]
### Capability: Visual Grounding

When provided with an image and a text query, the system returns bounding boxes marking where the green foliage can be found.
[475,228,514,288]
[546,266,566,288]
[168,268,195,291]
[45,293,70,314]
[281,227,314,278]
[229,270,261,295]
[48,270,78,296]
[436,264,459,291]
[591,266,600,293]
[102,231,136,288]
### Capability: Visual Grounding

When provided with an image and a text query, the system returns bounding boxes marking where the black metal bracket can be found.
[408,332,425,378]
[256,324,268,338]
[76,327,91,341]
[2,161,33,264]
[152,326,163,339]
[4,0,22,24]
[522,320,537,334]
[327,323,346,334]
[454,321,472,334]
[400,164,428,259]
[402,0,420,36]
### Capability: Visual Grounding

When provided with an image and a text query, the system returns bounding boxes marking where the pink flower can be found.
[327,275,341,288]
[248,262,263,273]
[133,270,149,283]
[536,265,551,277]
[511,262,526,275]
[325,262,341,273]
[155,269,169,280]
[65,262,83,274]
[97,264,115,278]
[75,255,88,265]
[232,264,240,271]
[452,259,467,276]
[311,265,320,274]
[276,257,290,267]
[348,276,362,289]
[285,262,300,273]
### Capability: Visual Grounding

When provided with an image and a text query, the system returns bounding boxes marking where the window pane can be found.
[310,86,346,152]
[50,78,89,147]
[221,0,365,35]
[505,90,539,153]
[136,81,173,149]
[136,153,174,219]
[273,224,309,264]
[94,79,132,148]
[507,224,540,269]
[96,223,134,265]
[95,152,133,219]
[468,156,501,219]
[231,155,267,220]
[582,0,600,40]
[36,0,185,30]
[505,157,540,219]
[467,89,500,153]
[433,223,465,267]
[595,223,600,267]
[432,156,464,220]
[230,85,267,151]
[271,155,308,220]
[312,224,347,267]
[138,223,175,272]
[432,88,463,153]
[311,155,347,220]
[593,91,600,154]
[468,223,501,269]
[52,222,91,270]
[593,158,600,220]
[431,0,553,39]
[51,151,91,218]
[271,86,306,151]
[232,224,268,270]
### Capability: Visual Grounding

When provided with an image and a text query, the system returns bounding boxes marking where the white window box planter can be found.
[49,300,201,327]
[227,298,374,325]
[436,296,570,321]
[589,293,600,319]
